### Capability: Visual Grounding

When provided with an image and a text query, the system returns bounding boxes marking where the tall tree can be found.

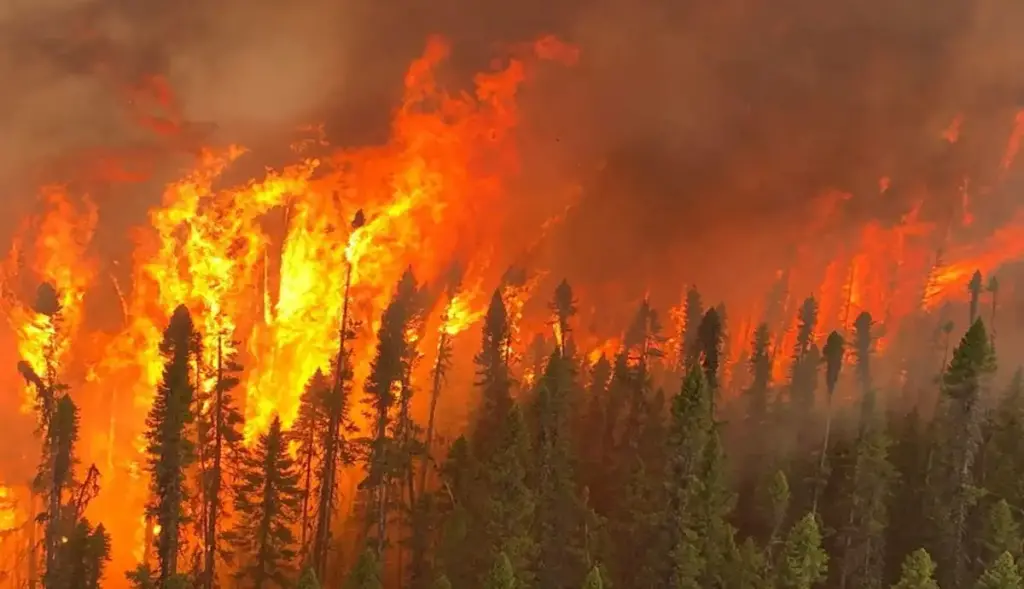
[143,305,197,586]
[479,404,536,588]
[681,286,704,373]
[853,312,876,426]
[975,552,1021,589]
[344,549,383,589]
[474,289,514,456]
[777,513,829,589]
[311,209,363,579]
[968,270,983,326]
[290,371,330,560]
[196,332,245,589]
[361,270,419,554]
[696,308,723,394]
[789,297,820,417]
[932,319,996,588]
[227,416,303,589]
[531,351,586,589]
[746,323,773,427]
[814,331,845,512]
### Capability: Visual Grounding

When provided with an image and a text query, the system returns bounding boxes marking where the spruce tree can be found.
[479,404,536,587]
[143,305,197,585]
[975,552,1021,589]
[344,548,383,589]
[697,308,723,393]
[681,286,704,373]
[290,370,330,558]
[933,319,995,588]
[474,289,514,456]
[746,323,773,427]
[891,549,939,589]
[777,513,828,589]
[853,312,875,422]
[227,416,302,589]
[531,351,586,589]
[362,270,419,553]
[789,297,820,416]
[663,367,713,588]
[980,499,1021,565]
[196,332,245,589]
[485,552,516,589]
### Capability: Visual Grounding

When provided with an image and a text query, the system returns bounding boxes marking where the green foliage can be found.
[344,549,383,589]
[891,549,939,589]
[778,513,829,589]
[485,552,516,589]
[297,566,321,589]
[975,552,1022,589]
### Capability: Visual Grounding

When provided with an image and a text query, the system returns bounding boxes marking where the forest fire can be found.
[4,11,1024,589]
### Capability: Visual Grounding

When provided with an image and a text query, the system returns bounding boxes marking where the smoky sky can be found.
[0,0,1023,303]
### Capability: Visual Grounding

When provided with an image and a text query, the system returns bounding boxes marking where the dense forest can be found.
[17,242,1024,589]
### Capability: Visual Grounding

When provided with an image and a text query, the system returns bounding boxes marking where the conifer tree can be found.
[227,416,302,589]
[344,548,383,589]
[853,312,876,426]
[362,270,419,553]
[312,209,363,579]
[814,331,844,511]
[196,332,245,589]
[663,368,713,588]
[975,552,1021,589]
[778,513,828,589]
[932,319,995,588]
[789,297,820,417]
[55,520,111,589]
[746,323,773,427]
[697,308,723,394]
[143,305,197,585]
[891,549,939,589]
[290,370,330,558]
[582,565,605,589]
[297,566,321,589]
[474,289,514,456]
[485,552,516,589]
[968,270,983,325]
[430,575,453,589]
[681,286,704,373]
[531,351,586,589]
[479,404,536,588]
[980,499,1020,566]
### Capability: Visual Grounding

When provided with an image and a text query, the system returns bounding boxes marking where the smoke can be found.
[0,0,1023,308]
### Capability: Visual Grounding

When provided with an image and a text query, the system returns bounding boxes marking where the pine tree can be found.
[933,319,996,588]
[730,538,771,589]
[56,520,111,589]
[968,270,983,325]
[777,513,828,589]
[227,416,303,589]
[980,499,1021,565]
[681,286,704,373]
[475,289,514,456]
[41,394,78,589]
[663,367,713,588]
[789,297,820,416]
[746,323,773,427]
[531,351,586,589]
[435,436,477,588]
[814,331,844,512]
[297,566,321,589]
[362,270,419,553]
[853,312,875,423]
[975,552,1021,589]
[485,552,516,589]
[697,308,723,393]
[582,565,605,589]
[196,332,245,589]
[344,548,383,589]
[143,305,197,585]
[891,549,939,589]
[290,371,330,559]
[479,404,536,588]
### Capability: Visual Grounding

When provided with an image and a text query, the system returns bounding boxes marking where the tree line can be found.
[19,259,1024,589]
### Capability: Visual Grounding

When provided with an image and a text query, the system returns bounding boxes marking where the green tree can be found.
[479,404,536,587]
[777,513,828,589]
[143,305,197,585]
[297,566,321,589]
[290,371,330,558]
[362,270,420,553]
[980,499,1021,565]
[746,323,773,427]
[891,549,939,589]
[932,319,996,588]
[474,289,515,457]
[531,351,586,589]
[975,552,1021,589]
[582,564,605,589]
[344,548,382,589]
[227,416,303,589]
[485,552,516,589]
